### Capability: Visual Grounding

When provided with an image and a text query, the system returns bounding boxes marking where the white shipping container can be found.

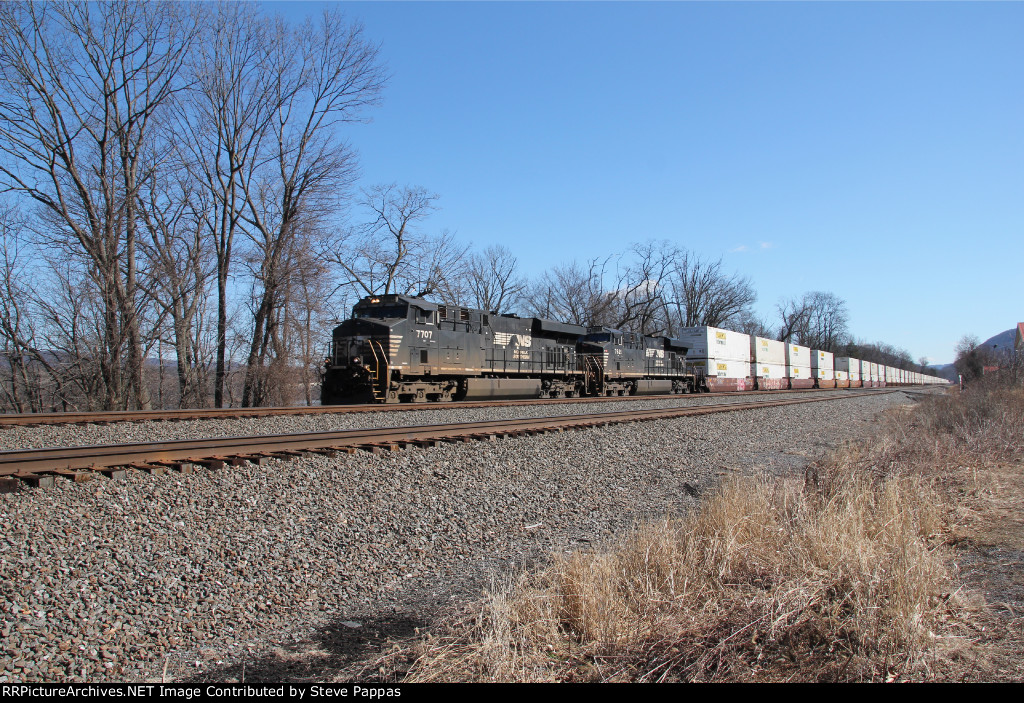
[811,352,835,374]
[870,362,879,381]
[676,327,750,362]
[860,359,872,379]
[787,365,812,379]
[688,358,751,378]
[751,362,787,379]
[751,337,786,365]
[785,343,811,367]
[835,369,848,381]
[812,350,834,379]
[835,356,861,380]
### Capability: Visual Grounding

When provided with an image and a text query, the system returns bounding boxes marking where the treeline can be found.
[0,2,387,412]
[954,334,1023,385]
[0,2,925,413]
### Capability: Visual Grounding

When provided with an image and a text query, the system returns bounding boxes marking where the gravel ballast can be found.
[0,390,921,682]
[3,389,867,452]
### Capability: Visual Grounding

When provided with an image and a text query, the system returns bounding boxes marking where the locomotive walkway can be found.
[0,390,891,490]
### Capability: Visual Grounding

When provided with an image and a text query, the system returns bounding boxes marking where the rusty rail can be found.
[0,386,896,428]
[0,391,892,490]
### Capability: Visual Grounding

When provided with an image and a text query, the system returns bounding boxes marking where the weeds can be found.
[370,386,1023,682]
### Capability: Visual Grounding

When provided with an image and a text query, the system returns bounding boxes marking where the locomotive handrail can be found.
[368,339,389,402]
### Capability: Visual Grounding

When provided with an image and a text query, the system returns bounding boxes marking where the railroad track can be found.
[0,390,892,491]
[0,386,895,428]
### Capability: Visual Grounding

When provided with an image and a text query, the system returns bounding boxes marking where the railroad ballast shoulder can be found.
[321,295,704,404]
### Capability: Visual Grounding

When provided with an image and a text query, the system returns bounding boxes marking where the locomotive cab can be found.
[579,328,697,395]
[322,295,431,404]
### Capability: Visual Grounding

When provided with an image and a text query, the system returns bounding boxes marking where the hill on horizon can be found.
[928,327,1017,381]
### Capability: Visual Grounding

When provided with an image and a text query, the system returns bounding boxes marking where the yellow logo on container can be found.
[716,331,727,340]
[716,363,728,371]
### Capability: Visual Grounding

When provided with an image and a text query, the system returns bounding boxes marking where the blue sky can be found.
[272,1,1023,364]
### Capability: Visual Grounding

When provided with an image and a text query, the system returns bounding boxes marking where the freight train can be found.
[320,294,946,404]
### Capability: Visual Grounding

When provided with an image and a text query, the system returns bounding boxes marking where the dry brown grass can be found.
[367,386,1024,683]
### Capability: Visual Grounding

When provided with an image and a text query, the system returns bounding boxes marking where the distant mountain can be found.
[980,328,1017,354]
[927,363,957,382]
[928,327,1017,382]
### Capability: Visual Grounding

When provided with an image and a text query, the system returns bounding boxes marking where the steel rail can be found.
[0,386,896,428]
[0,391,890,486]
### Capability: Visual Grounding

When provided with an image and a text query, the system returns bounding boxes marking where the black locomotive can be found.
[321,295,704,404]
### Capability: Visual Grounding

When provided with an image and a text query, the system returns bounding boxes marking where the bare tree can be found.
[776,295,810,342]
[777,291,850,351]
[524,243,756,334]
[238,10,385,407]
[525,258,617,327]
[605,242,674,335]
[663,251,756,330]
[793,291,849,352]
[286,241,336,406]
[327,184,468,304]
[464,245,526,313]
[0,207,42,412]
[734,309,774,338]
[137,159,213,408]
[954,334,985,382]
[176,3,282,408]
[0,1,196,410]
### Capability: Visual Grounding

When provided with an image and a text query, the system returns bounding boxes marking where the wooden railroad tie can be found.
[0,477,21,493]
[153,460,198,474]
[50,468,94,483]
[358,443,399,454]
[13,473,55,489]
[191,458,226,470]
[270,449,317,460]
[401,439,440,449]
[130,463,167,476]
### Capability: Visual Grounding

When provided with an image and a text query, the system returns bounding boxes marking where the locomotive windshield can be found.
[353,304,408,320]
[585,333,612,342]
